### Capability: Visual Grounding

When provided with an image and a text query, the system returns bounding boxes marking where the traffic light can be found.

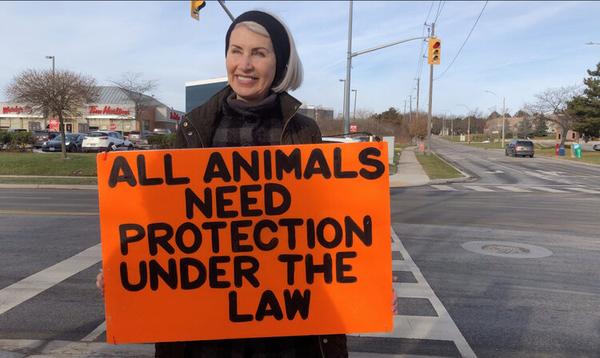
[190,0,206,21]
[428,37,441,65]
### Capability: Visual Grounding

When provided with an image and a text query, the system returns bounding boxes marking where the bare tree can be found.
[526,85,581,145]
[5,69,98,159]
[111,72,157,137]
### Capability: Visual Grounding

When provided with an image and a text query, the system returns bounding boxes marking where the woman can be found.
[98,10,348,357]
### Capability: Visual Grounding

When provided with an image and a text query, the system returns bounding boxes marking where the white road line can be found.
[568,187,600,194]
[81,321,106,342]
[0,244,101,315]
[353,229,477,358]
[530,186,568,193]
[496,186,531,193]
[431,185,457,191]
[463,185,495,192]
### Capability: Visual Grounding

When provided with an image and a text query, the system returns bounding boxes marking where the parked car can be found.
[82,131,133,152]
[32,130,51,148]
[322,134,378,143]
[152,128,172,135]
[42,133,86,152]
[127,130,153,148]
[505,139,535,158]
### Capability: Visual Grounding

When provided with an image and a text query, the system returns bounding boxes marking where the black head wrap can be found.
[225,10,290,87]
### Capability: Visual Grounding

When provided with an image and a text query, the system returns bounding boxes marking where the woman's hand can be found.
[96,270,104,297]
[392,287,398,314]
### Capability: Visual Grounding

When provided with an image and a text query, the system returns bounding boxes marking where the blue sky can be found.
[1,1,599,117]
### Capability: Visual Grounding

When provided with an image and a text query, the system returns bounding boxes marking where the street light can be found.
[484,90,506,147]
[342,1,427,134]
[585,42,600,45]
[458,104,473,144]
[45,55,55,75]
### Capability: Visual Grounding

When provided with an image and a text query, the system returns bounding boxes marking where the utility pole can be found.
[442,115,445,135]
[426,23,435,153]
[404,100,407,117]
[502,96,506,147]
[409,95,413,121]
[415,77,420,122]
[343,1,354,134]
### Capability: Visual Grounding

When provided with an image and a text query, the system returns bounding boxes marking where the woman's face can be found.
[226,25,277,105]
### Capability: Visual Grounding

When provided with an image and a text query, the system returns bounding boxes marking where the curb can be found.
[429,150,478,184]
[0,184,97,190]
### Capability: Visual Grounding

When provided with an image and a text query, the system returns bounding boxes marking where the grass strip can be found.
[0,177,98,185]
[415,152,463,180]
[535,147,600,164]
[0,152,98,176]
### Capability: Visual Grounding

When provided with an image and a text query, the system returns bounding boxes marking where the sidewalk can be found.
[389,147,431,188]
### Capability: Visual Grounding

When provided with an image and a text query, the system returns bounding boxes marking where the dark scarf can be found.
[210,93,283,147]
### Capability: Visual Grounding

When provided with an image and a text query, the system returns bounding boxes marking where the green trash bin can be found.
[574,143,582,158]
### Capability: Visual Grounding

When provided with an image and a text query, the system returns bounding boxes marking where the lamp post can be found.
[484,90,506,147]
[342,0,427,134]
[458,104,473,144]
[45,55,55,75]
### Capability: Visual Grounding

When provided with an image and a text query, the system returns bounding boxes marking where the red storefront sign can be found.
[2,106,33,115]
[89,106,131,116]
[169,111,181,121]
[48,119,59,131]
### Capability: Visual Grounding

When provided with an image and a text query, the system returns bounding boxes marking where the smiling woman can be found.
[97,9,347,358]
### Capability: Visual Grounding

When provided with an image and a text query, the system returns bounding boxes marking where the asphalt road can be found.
[1,138,599,357]
[388,137,600,357]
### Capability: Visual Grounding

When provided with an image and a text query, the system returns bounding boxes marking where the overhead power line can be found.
[435,1,488,81]
[433,1,445,24]
[409,1,435,101]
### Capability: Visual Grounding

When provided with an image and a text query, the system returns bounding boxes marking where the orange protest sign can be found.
[97,142,392,344]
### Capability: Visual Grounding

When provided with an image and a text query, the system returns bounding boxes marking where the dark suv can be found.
[505,139,534,158]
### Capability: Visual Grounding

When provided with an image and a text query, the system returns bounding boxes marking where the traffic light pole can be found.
[218,0,235,21]
[426,23,435,153]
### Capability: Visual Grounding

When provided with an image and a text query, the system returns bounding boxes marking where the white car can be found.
[82,131,133,152]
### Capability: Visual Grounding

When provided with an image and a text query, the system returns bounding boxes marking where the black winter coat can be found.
[175,86,322,149]
[161,86,348,358]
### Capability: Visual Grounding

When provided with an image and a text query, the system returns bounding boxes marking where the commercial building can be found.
[0,86,184,134]
[185,77,228,113]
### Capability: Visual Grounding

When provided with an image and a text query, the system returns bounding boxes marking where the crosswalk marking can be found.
[0,244,101,315]
[496,186,531,192]
[352,229,477,358]
[529,186,568,193]
[463,185,494,192]
[431,185,457,191]
[569,187,600,194]
[81,321,106,342]
[430,185,600,195]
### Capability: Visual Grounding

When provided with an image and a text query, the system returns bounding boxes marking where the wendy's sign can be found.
[96,142,392,344]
